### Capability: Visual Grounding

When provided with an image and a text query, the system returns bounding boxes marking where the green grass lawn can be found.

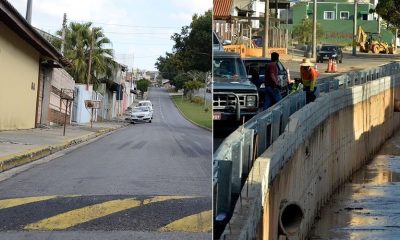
[171,96,212,130]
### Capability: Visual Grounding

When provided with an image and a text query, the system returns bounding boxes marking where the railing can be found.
[213,61,400,236]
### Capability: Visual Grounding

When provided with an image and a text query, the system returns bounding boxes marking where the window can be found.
[340,11,349,20]
[324,11,335,20]
[361,13,368,20]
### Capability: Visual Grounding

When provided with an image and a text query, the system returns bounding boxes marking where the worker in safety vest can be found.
[300,58,319,103]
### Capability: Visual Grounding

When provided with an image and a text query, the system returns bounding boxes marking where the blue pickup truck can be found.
[213,51,259,122]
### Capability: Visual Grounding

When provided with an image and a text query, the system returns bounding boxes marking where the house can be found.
[213,0,234,41]
[0,0,69,130]
[214,0,289,56]
[290,1,395,45]
[34,29,75,127]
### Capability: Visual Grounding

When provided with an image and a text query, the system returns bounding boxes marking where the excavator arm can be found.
[357,26,368,52]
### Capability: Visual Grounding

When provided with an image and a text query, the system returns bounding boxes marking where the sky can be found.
[8,0,212,71]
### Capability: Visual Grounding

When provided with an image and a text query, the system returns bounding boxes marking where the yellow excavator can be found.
[357,26,394,54]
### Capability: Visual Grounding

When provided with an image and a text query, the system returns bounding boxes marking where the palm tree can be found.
[60,22,116,89]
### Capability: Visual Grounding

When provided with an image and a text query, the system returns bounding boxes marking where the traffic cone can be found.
[332,59,337,72]
[325,59,332,73]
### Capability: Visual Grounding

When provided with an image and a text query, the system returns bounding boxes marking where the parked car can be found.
[317,45,343,63]
[130,106,152,123]
[137,100,153,117]
[213,51,259,122]
[242,58,290,107]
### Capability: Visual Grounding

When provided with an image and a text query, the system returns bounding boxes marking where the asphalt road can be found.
[284,50,400,79]
[0,87,212,240]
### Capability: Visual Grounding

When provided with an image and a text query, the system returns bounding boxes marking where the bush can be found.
[191,96,204,105]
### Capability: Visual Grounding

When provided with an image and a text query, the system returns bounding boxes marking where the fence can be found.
[213,61,400,239]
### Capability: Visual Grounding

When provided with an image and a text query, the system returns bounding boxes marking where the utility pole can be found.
[87,29,95,90]
[312,0,317,59]
[26,0,32,23]
[352,0,358,56]
[395,28,398,53]
[378,16,381,34]
[275,0,278,27]
[263,0,270,57]
[61,13,67,55]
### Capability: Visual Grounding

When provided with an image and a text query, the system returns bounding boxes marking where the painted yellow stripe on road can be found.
[24,195,193,230]
[0,196,57,209]
[25,198,142,230]
[142,195,194,205]
[159,210,212,233]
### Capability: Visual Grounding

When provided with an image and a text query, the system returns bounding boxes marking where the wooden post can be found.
[63,99,68,136]
[263,0,270,57]
[91,108,94,128]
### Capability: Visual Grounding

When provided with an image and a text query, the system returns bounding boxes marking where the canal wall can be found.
[222,74,400,239]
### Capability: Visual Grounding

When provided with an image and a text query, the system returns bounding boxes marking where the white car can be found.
[137,100,153,119]
[130,106,153,123]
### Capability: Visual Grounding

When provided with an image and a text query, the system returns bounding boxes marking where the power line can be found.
[69,20,181,29]
[103,31,174,35]
[110,42,171,45]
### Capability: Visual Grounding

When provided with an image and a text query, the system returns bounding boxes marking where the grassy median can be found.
[171,95,212,130]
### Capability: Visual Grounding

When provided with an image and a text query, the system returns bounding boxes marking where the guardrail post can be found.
[231,141,243,194]
[216,160,232,215]
[271,109,281,142]
[280,102,291,133]
[298,90,306,108]
[241,129,254,176]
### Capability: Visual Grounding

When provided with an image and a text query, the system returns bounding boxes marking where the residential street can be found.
[0,88,212,240]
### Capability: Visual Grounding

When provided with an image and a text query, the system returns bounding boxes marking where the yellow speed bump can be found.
[24,195,192,230]
[0,196,57,209]
[159,210,212,233]
[25,198,141,230]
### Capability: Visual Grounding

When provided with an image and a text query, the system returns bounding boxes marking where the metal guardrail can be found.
[213,61,400,228]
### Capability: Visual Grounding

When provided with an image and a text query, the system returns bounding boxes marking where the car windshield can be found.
[139,102,150,106]
[213,57,248,83]
[133,107,149,112]
[321,46,337,52]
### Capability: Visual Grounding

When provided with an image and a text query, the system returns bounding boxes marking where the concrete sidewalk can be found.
[0,121,129,172]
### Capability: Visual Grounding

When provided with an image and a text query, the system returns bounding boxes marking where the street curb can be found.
[0,124,129,173]
[170,96,212,132]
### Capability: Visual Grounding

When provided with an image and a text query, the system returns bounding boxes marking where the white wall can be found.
[72,84,93,124]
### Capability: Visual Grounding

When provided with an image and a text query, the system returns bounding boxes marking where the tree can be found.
[292,18,324,45]
[155,52,183,81]
[172,73,190,90]
[155,10,212,78]
[137,79,150,99]
[184,80,204,100]
[375,0,400,29]
[52,22,116,90]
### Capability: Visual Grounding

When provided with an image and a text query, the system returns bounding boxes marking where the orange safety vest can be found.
[300,67,319,90]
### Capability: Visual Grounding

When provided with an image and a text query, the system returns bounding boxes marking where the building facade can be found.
[291,1,395,45]
[0,0,67,130]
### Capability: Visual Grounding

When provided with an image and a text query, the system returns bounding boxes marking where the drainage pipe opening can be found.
[279,202,304,236]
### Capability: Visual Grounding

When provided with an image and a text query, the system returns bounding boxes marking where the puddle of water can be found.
[309,133,400,239]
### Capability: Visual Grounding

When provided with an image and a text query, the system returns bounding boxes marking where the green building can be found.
[290,1,394,45]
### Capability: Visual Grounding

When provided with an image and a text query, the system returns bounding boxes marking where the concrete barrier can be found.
[218,68,400,239]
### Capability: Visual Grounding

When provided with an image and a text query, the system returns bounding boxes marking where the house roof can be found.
[214,0,233,20]
[0,0,69,67]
